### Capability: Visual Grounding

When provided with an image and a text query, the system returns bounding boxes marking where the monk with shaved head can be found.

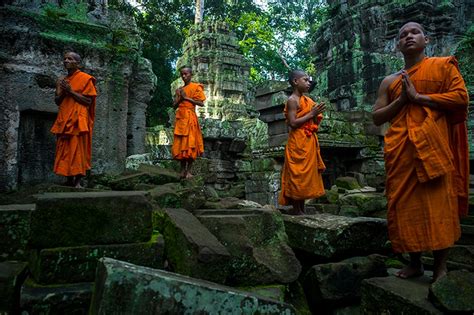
[372,22,469,282]
[278,69,326,215]
[51,52,97,188]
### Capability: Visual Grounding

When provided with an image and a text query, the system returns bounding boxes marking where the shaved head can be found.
[65,52,81,63]
[398,22,426,39]
[288,69,306,87]
[179,65,192,73]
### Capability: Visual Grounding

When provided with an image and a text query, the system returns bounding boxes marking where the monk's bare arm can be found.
[183,97,204,107]
[59,79,93,106]
[372,75,405,126]
[286,97,323,129]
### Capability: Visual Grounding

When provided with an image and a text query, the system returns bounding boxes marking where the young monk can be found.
[51,52,97,188]
[171,66,206,179]
[372,22,469,282]
[278,70,326,215]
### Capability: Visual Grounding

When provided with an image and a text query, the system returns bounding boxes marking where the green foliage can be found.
[41,0,89,22]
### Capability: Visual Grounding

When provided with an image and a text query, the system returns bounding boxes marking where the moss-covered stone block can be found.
[335,177,361,190]
[240,284,286,302]
[30,191,152,248]
[283,214,388,260]
[429,270,474,313]
[339,192,387,217]
[20,278,92,315]
[0,204,33,261]
[90,258,297,314]
[197,209,301,286]
[0,261,28,314]
[30,234,164,284]
[159,208,231,283]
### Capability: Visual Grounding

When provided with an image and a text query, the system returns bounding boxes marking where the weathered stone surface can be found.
[429,270,474,313]
[148,182,207,211]
[30,191,152,248]
[361,275,442,314]
[30,234,164,284]
[309,203,340,215]
[90,258,296,314]
[0,5,156,191]
[241,285,286,302]
[159,208,231,283]
[421,245,474,271]
[303,255,387,311]
[204,197,263,209]
[458,224,474,245]
[197,209,301,285]
[335,177,361,190]
[283,214,388,259]
[0,261,28,314]
[285,281,312,315]
[20,278,92,315]
[338,192,387,217]
[0,204,33,261]
[108,167,180,190]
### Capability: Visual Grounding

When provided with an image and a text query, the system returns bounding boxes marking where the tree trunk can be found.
[194,0,204,24]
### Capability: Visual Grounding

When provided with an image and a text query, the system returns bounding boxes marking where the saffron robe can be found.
[384,56,469,253]
[171,82,205,160]
[279,95,326,205]
[50,70,97,177]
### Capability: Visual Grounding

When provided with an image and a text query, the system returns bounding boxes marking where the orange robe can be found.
[51,70,97,177]
[171,82,205,160]
[279,95,326,205]
[384,57,469,253]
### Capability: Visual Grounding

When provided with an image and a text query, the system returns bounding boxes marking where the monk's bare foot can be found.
[395,264,424,279]
[185,172,194,179]
[180,170,186,179]
[432,268,447,283]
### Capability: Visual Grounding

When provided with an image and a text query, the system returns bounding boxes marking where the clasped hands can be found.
[400,71,421,104]
[58,78,72,95]
[310,102,326,117]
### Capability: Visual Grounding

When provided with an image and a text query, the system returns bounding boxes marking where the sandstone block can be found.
[429,270,474,313]
[0,204,33,261]
[0,261,28,313]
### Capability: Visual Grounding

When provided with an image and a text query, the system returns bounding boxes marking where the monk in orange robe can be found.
[373,22,469,282]
[279,70,326,215]
[51,52,97,188]
[171,66,205,179]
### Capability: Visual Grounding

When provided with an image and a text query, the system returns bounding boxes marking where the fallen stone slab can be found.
[197,208,301,285]
[0,204,34,261]
[108,165,180,190]
[148,182,207,211]
[361,275,442,314]
[20,278,92,315]
[283,214,388,260]
[30,234,164,284]
[89,258,296,314]
[338,192,387,217]
[303,254,387,311]
[0,261,28,314]
[240,284,286,302]
[429,270,474,313]
[204,197,263,209]
[30,191,152,248]
[457,224,474,245]
[159,208,231,283]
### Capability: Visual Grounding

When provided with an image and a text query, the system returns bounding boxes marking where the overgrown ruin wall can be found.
[0,3,156,191]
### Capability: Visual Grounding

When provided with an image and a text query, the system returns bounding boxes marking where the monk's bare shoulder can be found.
[287,94,300,110]
[379,72,400,90]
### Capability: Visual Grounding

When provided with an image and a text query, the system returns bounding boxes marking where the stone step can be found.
[20,278,92,315]
[283,213,388,260]
[197,208,301,285]
[158,208,231,284]
[0,204,34,261]
[89,258,297,314]
[361,271,442,314]
[429,270,474,313]
[30,234,164,284]
[30,191,152,248]
[461,215,474,226]
[457,224,474,245]
[0,261,28,314]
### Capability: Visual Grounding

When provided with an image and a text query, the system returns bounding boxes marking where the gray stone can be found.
[20,278,92,315]
[89,258,296,314]
[338,192,387,217]
[0,204,33,261]
[30,234,164,284]
[204,197,263,209]
[0,261,28,314]
[30,191,152,248]
[309,203,340,215]
[361,275,442,314]
[429,270,474,313]
[197,208,301,285]
[159,208,231,283]
[335,177,361,190]
[283,213,388,259]
[241,285,286,302]
[458,224,474,245]
[303,255,387,310]
[148,182,207,211]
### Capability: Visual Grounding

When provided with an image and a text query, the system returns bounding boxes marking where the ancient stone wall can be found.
[0,3,156,191]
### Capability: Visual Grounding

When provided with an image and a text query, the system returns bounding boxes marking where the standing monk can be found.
[51,52,97,188]
[279,70,326,215]
[372,22,469,282]
[171,66,205,179]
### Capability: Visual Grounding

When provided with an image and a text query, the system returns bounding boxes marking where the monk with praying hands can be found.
[171,66,206,179]
[51,52,97,188]
[279,69,326,215]
[372,22,469,283]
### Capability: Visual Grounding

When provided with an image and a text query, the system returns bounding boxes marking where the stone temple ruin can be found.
[1,0,474,314]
